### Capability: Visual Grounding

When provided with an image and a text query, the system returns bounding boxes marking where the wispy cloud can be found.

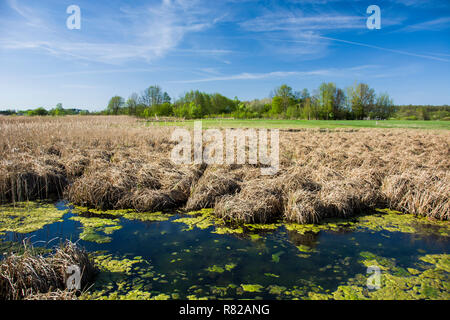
[241,12,365,32]
[317,35,450,62]
[0,0,225,64]
[240,8,403,33]
[396,17,450,32]
[169,65,381,83]
[260,35,449,62]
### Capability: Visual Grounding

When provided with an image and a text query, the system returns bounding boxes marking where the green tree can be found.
[126,93,139,115]
[271,96,283,115]
[107,96,124,115]
[273,84,295,113]
[348,83,375,119]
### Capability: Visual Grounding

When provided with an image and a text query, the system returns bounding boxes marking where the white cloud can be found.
[169,65,381,83]
[0,0,224,64]
[396,17,450,32]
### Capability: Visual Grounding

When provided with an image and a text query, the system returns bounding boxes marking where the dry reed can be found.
[0,240,96,300]
[0,116,448,222]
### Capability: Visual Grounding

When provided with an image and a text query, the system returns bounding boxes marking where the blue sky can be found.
[0,0,449,110]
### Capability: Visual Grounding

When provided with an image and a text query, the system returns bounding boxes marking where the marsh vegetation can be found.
[0,116,448,300]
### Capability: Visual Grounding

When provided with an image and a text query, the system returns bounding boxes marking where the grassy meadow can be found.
[148,118,450,130]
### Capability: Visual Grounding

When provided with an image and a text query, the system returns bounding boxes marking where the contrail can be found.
[317,35,450,62]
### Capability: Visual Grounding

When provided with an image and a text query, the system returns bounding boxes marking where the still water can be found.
[0,201,448,299]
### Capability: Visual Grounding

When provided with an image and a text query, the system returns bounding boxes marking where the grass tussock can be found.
[215,179,283,223]
[382,170,449,220]
[185,166,241,211]
[0,116,448,223]
[0,156,67,203]
[0,240,96,300]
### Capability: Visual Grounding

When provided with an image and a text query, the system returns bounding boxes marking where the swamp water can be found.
[0,201,448,300]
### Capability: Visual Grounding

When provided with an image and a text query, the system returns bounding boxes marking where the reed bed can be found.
[0,240,96,300]
[0,116,448,223]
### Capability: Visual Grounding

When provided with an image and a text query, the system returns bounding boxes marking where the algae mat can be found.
[0,202,448,300]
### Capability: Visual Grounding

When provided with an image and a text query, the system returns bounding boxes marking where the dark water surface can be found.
[0,201,448,300]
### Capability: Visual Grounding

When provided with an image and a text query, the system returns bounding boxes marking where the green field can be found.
[148,119,450,130]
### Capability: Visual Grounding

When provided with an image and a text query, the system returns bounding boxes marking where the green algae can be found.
[174,208,247,235]
[327,252,450,300]
[419,254,450,273]
[296,245,316,253]
[241,284,264,293]
[285,220,353,235]
[210,286,229,297]
[206,265,225,273]
[225,263,237,271]
[284,209,449,239]
[0,202,68,234]
[70,215,122,243]
[267,285,286,295]
[95,254,145,273]
[213,225,244,235]
[173,210,215,231]
[206,263,237,273]
[264,273,280,278]
[72,205,172,222]
[357,209,449,236]
[272,251,284,263]
[249,234,262,241]
[244,223,281,231]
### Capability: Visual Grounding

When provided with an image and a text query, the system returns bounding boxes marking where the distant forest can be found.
[2,82,449,120]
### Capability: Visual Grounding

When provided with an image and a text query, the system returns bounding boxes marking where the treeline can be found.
[104,85,238,119]
[2,83,449,120]
[0,104,90,116]
[105,82,398,120]
[393,105,450,121]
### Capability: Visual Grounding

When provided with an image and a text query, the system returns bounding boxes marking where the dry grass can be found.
[215,179,283,223]
[0,240,96,300]
[185,166,241,211]
[0,115,448,223]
